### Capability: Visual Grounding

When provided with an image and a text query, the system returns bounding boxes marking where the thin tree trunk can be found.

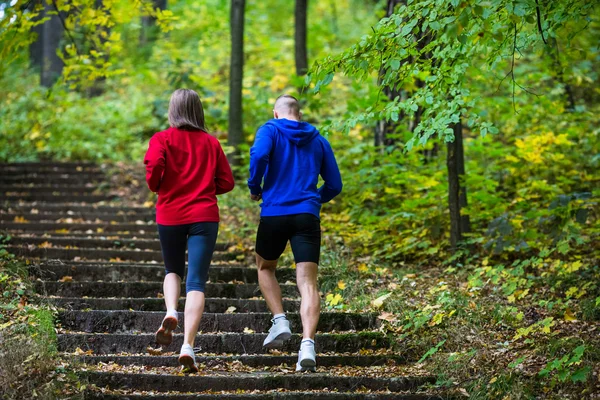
[455,121,471,236]
[87,0,110,97]
[228,0,245,164]
[447,120,469,251]
[294,0,308,76]
[29,0,44,70]
[40,2,64,87]
[546,37,576,111]
[140,0,167,47]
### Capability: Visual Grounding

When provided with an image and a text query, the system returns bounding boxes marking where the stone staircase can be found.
[0,162,445,399]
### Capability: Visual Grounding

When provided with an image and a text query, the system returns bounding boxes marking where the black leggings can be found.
[157,222,219,293]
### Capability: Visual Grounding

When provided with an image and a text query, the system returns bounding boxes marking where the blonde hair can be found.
[168,89,206,131]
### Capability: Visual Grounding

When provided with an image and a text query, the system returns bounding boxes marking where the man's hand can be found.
[250,193,262,202]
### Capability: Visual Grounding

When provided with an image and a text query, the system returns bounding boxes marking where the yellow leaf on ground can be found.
[13,216,28,223]
[243,327,255,334]
[146,346,162,355]
[225,306,237,314]
[372,293,392,309]
[357,263,369,273]
[337,281,346,290]
[59,276,73,282]
[564,308,577,322]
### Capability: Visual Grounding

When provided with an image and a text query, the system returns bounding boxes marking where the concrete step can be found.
[58,332,391,354]
[6,245,239,263]
[84,393,444,400]
[34,263,291,283]
[45,297,300,313]
[0,174,105,184]
[36,281,297,299]
[58,311,379,333]
[1,221,155,233]
[12,236,169,251]
[83,371,433,394]
[71,353,402,368]
[0,203,151,214]
[0,163,101,174]
[0,212,154,222]
[0,193,114,202]
[0,184,100,193]
[4,231,160,240]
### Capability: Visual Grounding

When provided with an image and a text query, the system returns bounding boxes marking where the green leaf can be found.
[571,366,591,383]
[390,59,400,71]
[418,339,446,363]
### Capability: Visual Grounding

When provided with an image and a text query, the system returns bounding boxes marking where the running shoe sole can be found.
[178,354,199,373]
[155,316,178,346]
[263,331,292,349]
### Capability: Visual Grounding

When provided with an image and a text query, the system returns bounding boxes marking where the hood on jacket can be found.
[265,118,319,147]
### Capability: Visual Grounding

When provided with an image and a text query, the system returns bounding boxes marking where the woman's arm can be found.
[144,134,166,193]
[215,143,235,195]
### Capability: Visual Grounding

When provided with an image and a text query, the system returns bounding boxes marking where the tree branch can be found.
[535,0,547,45]
[51,0,80,56]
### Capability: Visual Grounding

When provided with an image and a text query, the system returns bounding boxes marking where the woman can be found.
[144,89,235,372]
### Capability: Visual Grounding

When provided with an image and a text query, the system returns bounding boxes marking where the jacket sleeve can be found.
[318,138,343,204]
[215,142,235,195]
[144,134,166,193]
[247,125,274,195]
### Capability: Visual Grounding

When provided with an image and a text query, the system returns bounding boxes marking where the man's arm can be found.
[247,125,275,196]
[318,138,342,204]
[143,134,166,193]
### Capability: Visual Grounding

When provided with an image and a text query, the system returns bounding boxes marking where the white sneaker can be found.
[296,340,316,372]
[262,317,292,348]
[178,344,198,373]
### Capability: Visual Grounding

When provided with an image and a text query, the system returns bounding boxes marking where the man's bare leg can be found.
[296,262,320,339]
[256,254,284,315]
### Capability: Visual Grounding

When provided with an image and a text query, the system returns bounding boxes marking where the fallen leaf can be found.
[243,327,255,334]
[564,308,577,322]
[146,346,162,355]
[225,306,237,314]
[337,281,346,290]
[372,293,392,309]
[59,276,73,283]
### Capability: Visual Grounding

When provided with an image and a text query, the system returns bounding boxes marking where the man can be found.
[247,94,342,372]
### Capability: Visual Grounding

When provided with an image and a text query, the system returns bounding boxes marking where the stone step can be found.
[0,163,101,173]
[36,281,297,299]
[0,174,105,184]
[71,353,402,368]
[1,221,155,233]
[58,311,379,333]
[4,231,159,240]
[35,263,291,283]
[0,184,100,193]
[0,212,154,222]
[85,392,443,400]
[58,332,391,354]
[82,371,433,394]
[12,236,171,252]
[6,245,239,263]
[0,203,151,213]
[0,193,114,202]
[46,297,300,313]
[0,161,98,168]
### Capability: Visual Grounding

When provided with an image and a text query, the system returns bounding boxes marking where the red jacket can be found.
[144,127,235,225]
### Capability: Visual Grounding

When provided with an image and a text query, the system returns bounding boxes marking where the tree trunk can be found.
[294,0,308,76]
[228,0,245,164]
[29,0,44,70]
[40,2,64,87]
[546,37,576,111]
[446,120,470,251]
[140,0,167,47]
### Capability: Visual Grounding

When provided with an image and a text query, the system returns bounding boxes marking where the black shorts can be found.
[255,213,321,264]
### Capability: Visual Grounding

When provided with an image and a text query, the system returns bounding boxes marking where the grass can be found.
[0,248,85,400]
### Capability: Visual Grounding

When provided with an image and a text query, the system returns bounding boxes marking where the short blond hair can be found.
[168,89,206,131]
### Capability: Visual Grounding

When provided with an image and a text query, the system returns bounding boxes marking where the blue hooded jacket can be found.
[247,118,342,218]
